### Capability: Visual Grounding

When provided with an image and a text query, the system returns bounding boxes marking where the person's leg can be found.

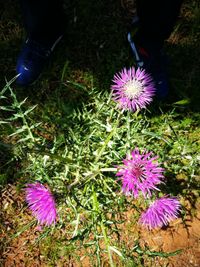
[128,0,183,98]
[19,0,64,45]
[16,0,64,86]
[135,0,183,50]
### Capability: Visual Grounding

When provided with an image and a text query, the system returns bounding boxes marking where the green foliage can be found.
[1,73,199,265]
[1,0,200,265]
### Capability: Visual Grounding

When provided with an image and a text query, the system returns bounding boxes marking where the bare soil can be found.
[1,184,200,267]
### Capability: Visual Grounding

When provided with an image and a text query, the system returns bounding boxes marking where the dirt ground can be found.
[1,184,200,267]
[139,208,200,267]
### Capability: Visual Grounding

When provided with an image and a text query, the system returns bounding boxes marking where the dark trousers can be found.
[19,0,64,45]
[20,0,182,48]
[136,0,183,49]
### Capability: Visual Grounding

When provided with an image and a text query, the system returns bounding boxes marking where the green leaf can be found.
[109,246,124,258]
[0,121,9,124]
[24,104,38,116]
[173,99,191,105]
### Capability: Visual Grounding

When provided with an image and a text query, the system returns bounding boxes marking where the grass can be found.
[0,0,200,266]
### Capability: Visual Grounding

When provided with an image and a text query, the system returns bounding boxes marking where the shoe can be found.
[16,35,63,86]
[127,32,169,99]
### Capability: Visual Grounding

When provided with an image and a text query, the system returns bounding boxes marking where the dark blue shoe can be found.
[127,32,169,99]
[16,36,62,86]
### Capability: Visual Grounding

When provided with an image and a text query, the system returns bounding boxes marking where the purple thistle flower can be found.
[139,197,181,230]
[25,183,57,226]
[116,149,164,198]
[111,67,155,111]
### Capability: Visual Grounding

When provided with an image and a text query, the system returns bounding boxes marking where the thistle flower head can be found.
[116,149,164,198]
[25,183,57,226]
[139,197,181,230]
[111,67,155,111]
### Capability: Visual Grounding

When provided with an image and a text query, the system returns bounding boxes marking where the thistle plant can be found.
[1,74,182,266]
[0,77,40,147]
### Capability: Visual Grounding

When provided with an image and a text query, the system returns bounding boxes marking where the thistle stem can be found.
[92,189,115,267]
[94,111,122,164]
[100,222,115,267]
[100,168,117,172]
